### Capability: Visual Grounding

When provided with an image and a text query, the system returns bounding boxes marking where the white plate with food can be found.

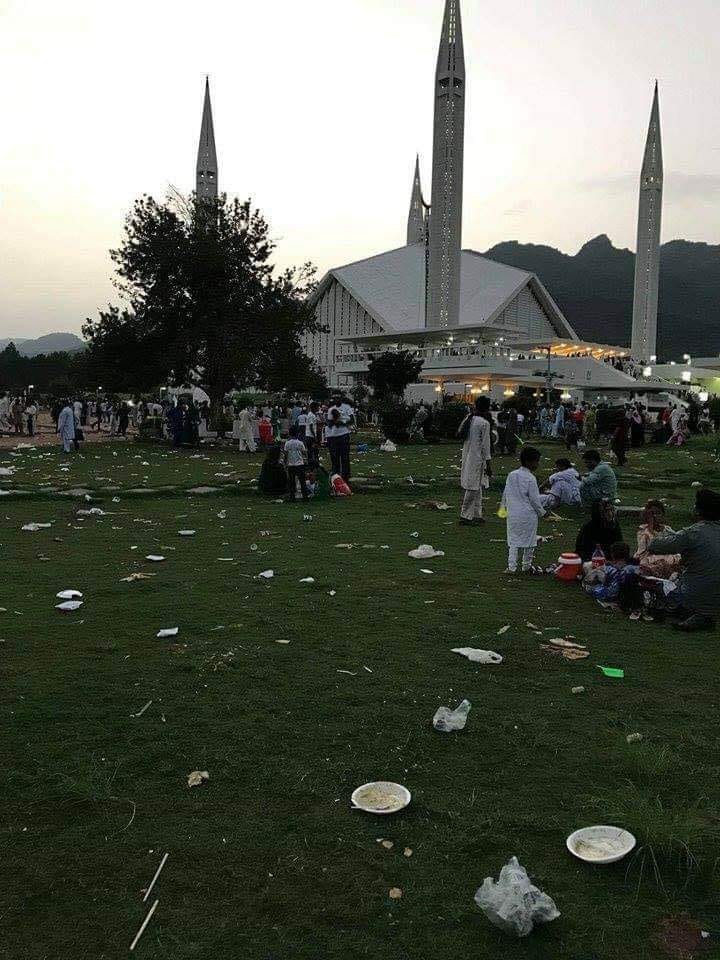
[566,825,636,864]
[351,781,411,815]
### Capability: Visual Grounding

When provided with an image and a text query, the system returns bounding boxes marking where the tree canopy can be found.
[82,193,325,406]
[365,350,424,400]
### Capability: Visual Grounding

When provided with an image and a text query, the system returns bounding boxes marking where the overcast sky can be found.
[1,0,719,338]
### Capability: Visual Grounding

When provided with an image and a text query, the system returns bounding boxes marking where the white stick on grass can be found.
[130,700,153,719]
[142,853,169,902]
[129,899,158,952]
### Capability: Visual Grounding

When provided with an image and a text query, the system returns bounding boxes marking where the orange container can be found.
[555,552,582,582]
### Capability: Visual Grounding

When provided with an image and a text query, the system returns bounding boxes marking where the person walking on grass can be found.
[501,446,546,574]
[57,400,76,454]
[283,427,310,502]
[458,396,492,526]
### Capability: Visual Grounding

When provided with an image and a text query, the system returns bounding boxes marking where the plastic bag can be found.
[452,648,503,665]
[474,857,560,938]
[433,699,471,732]
[408,544,445,560]
[331,474,352,497]
[380,440,397,452]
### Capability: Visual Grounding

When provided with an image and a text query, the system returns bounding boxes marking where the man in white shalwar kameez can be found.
[501,446,546,572]
[459,397,492,525]
[237,405,257,453]
[57,402,76,454]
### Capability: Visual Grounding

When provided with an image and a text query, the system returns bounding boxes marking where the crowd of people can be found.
[0,392,39,436]
[457,395,720,632]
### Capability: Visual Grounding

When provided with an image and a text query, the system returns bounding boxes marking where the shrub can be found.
[138,416,164,439]
[429,400,469,440]
[373,399,412,443]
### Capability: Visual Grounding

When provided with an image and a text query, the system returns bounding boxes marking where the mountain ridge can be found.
[483,236,720,360]
[0,332,85,357]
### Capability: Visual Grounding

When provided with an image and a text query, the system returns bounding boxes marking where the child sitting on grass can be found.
[501,446,546,574]
[589,542,641,613]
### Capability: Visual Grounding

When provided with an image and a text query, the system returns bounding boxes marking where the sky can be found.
[1,0,719,338]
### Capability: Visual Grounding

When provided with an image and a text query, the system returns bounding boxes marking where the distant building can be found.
[303,0,676,403]
[196,78,218,200]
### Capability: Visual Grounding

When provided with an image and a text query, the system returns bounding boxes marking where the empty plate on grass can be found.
[56,590,83,600]
[566,826,636,864]
[178,530,196,537]
[56,600,83,612]
[146,556,165,562]
[351,781,411,815]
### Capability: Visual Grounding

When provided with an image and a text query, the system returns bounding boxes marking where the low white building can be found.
[304,244,675,402]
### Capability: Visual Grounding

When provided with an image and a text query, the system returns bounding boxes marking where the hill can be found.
[483,236,720,361]
[0,332,85,357]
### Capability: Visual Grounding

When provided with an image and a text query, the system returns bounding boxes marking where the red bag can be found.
[331,474,352,497]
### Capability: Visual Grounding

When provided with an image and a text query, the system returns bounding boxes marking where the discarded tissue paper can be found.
[408,544,445,560]
[433,699,471,732]
[452,648,503,665]
[187,770,210,788]
[474,857,560,938]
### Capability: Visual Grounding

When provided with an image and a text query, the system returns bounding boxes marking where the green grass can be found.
[3,436,720,959]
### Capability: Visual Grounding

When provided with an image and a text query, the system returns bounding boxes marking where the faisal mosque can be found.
[193,0,716,403]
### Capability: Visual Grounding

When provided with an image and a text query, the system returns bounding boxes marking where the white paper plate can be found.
[351,781,411,815]
[566,825,636,864]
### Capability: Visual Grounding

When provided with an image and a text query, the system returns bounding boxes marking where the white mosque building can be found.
[303,0,675,405]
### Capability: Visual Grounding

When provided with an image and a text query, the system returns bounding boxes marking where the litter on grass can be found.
[351,782,411,815]
[433,699,471,732]
[55,600,83,612]
[187,770,210,788]
[597,665,625,678]
[56,590,82,600]
[256,570,274,579]
[566,826,636,864]
[129,899,159,952]
[408,545,445,560]
[22,523,52,532]
[626,732,643,744]
[145,555,165,562]
[143,853,169,902]
[157,628,179,638]
[497,625,511,635]
[130,700,153,718]
[299,577,315,584]
[121,573,156,583]
[452,648,503,665]
[474,857,560,938]
[178,530,196,536]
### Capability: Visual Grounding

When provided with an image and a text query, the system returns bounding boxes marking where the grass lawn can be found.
[3,435,720,959]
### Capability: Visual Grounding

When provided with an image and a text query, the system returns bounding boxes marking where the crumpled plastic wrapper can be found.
[474,857,560,938]
[187,770,210,788]
[452,648,503,665]
[433,699,471,732]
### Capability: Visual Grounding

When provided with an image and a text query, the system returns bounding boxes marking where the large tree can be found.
[365,350,424,400]
[83,193,324,411]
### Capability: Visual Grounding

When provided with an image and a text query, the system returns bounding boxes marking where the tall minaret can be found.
[196,77,218,200]
[631,82,663,361]
[427,0,465,329]
[407,156,426,244]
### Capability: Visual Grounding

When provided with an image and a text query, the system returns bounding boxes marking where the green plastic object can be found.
[597,665,625,678]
